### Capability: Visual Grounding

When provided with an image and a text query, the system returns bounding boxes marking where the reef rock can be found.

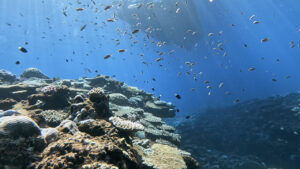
[0,116,41,138]
[109,93,129,106]
[135,143,187,169]
[40,110,68,127]
[0,98,17,110]
[32,131,140,169]
[0,69,17,83]
[57,120,79,135]
[27,85,70,109]
[41,127,59,144]
[109,116,144,132]
[88,87,110,117]
[0,109,21,118]
[144,101,175,118]
[20,68,49,79]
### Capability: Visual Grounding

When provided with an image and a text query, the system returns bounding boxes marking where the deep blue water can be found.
[0,0,300,119]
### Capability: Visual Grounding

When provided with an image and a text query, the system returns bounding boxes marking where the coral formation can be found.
[40,110,68,127]
[0,116,41,137]
[0,98,17,110]
[88,87,110,117]
[20,68,49,79]
[0,68,197,169]
[135,143,187,169]
[27,85,70,109]
[109,116,144,132]
[109,93,129,106]
[0,69,17,83]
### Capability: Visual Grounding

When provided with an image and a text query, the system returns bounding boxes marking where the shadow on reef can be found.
[177,93,300,169]
[0,68,199,169]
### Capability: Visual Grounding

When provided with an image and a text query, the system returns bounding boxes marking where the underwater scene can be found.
[0,0,300,168]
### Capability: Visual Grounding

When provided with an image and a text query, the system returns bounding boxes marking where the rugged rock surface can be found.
[0,68,197,169]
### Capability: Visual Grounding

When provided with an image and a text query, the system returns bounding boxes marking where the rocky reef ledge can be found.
[0,68,198,169]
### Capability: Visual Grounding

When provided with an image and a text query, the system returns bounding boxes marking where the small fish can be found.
[155,58,163,62]
[272,78,277,82]
[175,94,181,99]
[80,24,87,31]
[225,91,231,95]
[76,8,85,11]
[244,44,248,48]
[104,5,112,10]
[168,50,175,55]
[218,82,224,88]
[253,20,260,24]
[286,75,291,79]
[249,15,255,20]
[104,54,112,59]
[248,67,256,71]
[290,41,295,48]
[152,87,155,91]
[152,78,156,81]
[185,115,191,119]
[15,61,20,65]
[234,99,240,103]
[208,33,214,37]
[137,4,143,8]
[118,49,126,53]
[18,47,28,53]
[158,52,164,56]
[24,42,28,45]
[132,29,139,34]
[176,8,180,13]
[106,18,115,22]
[261,38,270,43]
[204,80,210,84]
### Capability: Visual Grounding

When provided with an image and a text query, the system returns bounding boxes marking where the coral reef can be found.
[20,68,49,79]
[0,68,196,169]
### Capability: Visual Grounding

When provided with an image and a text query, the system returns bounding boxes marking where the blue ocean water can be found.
[0,0,300,120]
